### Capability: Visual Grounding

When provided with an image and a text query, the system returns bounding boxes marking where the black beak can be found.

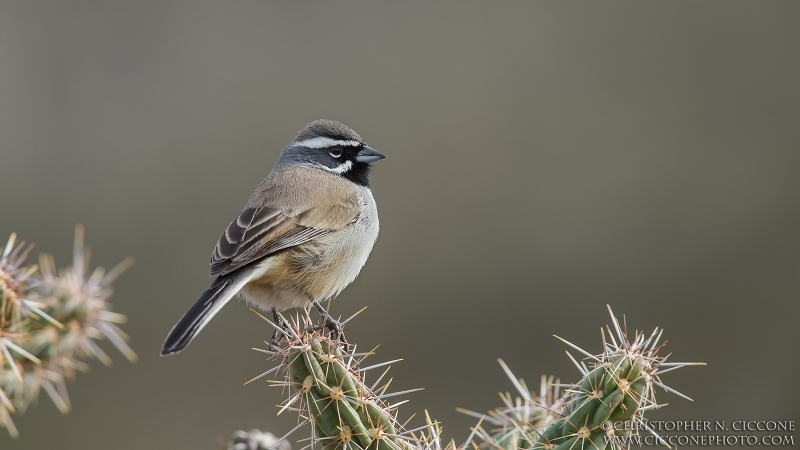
[355,146,385,163]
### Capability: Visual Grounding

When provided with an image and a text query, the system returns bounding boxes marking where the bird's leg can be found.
[269,308,287,351]
[307,301,347,346]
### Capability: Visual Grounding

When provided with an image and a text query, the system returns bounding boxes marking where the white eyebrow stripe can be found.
[317,160,353,174]
[293,137,361,149]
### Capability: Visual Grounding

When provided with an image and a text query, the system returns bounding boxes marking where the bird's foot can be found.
[269,309,288,352]
[306,302,349,350]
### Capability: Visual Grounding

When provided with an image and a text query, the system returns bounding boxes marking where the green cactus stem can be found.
[466,306,704,450]
[246,308,452,450]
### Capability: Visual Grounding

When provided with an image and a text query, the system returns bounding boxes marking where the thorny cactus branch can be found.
[0,226,135,437]
[463,305,705,450]
[246,308,465,450]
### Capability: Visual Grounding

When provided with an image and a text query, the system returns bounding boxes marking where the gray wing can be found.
[209,202,359,276]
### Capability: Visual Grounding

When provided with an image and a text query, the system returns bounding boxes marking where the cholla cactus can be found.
[467,306,704,450]
[459,367,564,450]
[247,309,461,450]
[241,305,702,450]
[0,227,135,437]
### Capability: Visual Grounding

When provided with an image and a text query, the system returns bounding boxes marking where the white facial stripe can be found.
[294,137,361,149]
[318,160,353,174]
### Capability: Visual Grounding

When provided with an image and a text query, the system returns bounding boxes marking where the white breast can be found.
[322,186,379,299]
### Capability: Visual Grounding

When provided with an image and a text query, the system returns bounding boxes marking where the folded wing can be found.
[209,200,360,276]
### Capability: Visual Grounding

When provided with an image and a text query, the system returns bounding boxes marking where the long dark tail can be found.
[161,274,245,356]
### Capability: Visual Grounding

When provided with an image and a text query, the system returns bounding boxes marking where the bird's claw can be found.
[306,317,346,339]
[307,302,349,350]
[268,329,282,352]
[268,308,288,352]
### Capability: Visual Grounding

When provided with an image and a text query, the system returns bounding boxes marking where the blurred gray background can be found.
[1,1,798,448]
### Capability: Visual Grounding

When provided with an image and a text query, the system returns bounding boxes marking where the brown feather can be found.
[209,166,361,276]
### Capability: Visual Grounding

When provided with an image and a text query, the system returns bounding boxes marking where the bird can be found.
[161,120,385,356]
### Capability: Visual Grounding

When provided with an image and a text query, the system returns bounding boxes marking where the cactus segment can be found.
[588,389,623,429]
[466,306,704,450]
[532,306,703,450]
[252,311,435,450]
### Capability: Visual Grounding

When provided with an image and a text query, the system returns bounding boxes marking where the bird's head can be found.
[278,119,385,187]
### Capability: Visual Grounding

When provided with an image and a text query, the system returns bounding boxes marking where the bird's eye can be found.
[329,148,343,158]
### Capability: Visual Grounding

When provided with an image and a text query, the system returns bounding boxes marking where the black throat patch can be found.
[341,161,371,187]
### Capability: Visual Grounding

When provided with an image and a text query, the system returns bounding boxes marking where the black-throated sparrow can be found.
[161,120,385,355]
